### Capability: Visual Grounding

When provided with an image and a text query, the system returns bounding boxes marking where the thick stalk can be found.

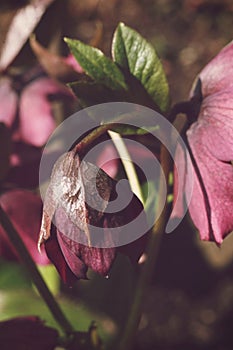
[118,113,186,350]
[118,143,171,350]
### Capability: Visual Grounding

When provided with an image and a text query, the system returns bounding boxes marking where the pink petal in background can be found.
[0,77,18,127]
[0,189,50,265]
[19,77,72,146]
[196,40,233,97]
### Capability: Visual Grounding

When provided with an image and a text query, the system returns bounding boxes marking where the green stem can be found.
[118,113,186,350]
[74,123,113,155]
[118,143,171,350]
[0,205,74,334]
[73,112,144,156]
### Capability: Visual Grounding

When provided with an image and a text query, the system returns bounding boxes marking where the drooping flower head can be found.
[39,150,148,285]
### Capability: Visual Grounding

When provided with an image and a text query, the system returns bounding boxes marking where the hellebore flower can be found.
[39,150,148,285]
[0,316,58,350]
[173,40,233,244]
[0,189,50,265]
[0,66,74,188]
[0,67,73,147]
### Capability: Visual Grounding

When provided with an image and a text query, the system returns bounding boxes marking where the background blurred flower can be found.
[0,68,73,147]
[0,316,58,350]
[173,40,233,244]
[0,189,50,265]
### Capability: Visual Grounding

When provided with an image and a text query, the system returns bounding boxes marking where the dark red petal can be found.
[55,205,116,277]
[52,204,116,278]
[0,316,58,350]
[0,189,50,265]
[45,229,83,286]
[59,230,116,277]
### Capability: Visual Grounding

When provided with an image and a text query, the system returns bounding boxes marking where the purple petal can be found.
[186,114,233,243]
[0,77,17,127]
[58,230,116,277]
[54,205,116,277]
[0,189,50,265]
[197,40,233,97]
[19,77,72,146]
[45,230,83,285]
[197,89,233,161]
[175,40,233,244]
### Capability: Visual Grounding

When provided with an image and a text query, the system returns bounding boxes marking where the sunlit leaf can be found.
[35,265,60,296]
[64,37,127,91]
[112,22,169,111]
[112,124,160,136]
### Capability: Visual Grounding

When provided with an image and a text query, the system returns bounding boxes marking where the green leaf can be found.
[112,124,160,135]
[64,38,127,91]
[141,180,159,227]
[0,289,114,343]
[34,265,60,296]
[112,23,169,111]
[0,260,30,290]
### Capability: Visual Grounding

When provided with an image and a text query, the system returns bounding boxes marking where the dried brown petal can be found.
[38,150,112,249]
